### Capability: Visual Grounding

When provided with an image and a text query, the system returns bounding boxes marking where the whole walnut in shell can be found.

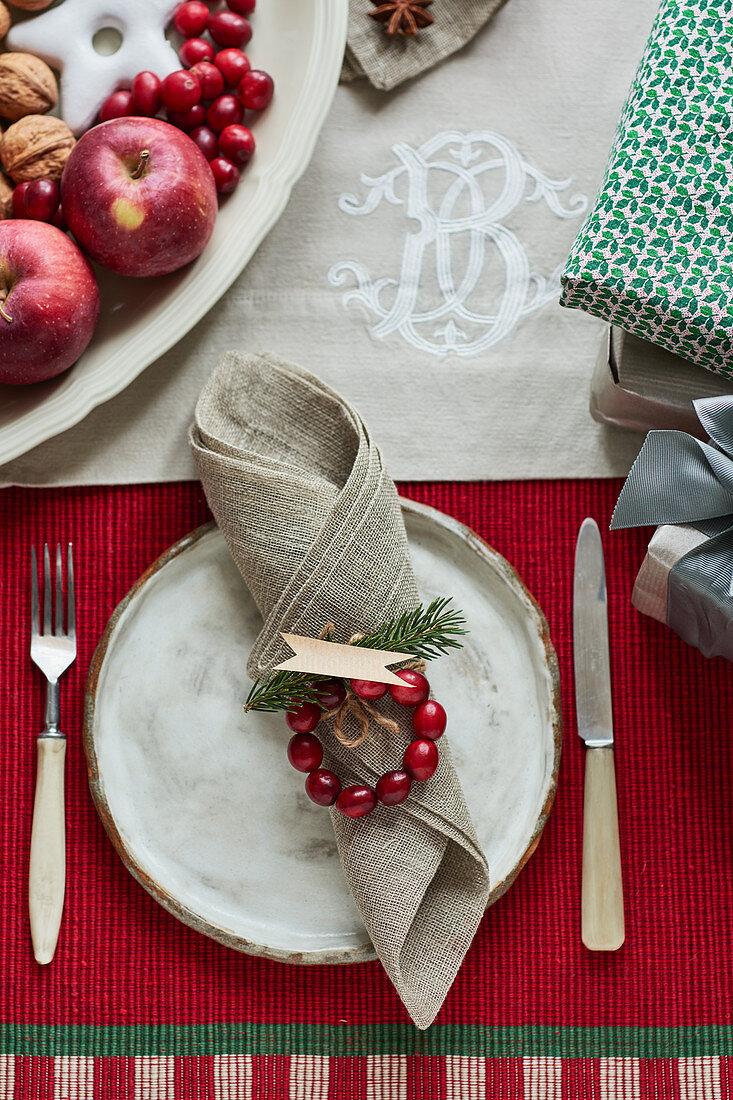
[1,114,74,181]
[0,53,57,121]
[0,2,11,38]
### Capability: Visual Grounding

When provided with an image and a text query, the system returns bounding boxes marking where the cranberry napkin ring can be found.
[244,599,466,818]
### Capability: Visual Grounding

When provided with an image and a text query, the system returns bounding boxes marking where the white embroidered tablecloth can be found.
[0,0,659,486]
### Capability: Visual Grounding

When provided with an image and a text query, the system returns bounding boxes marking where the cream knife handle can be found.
[29,736,66,965]
[582,745,625,951]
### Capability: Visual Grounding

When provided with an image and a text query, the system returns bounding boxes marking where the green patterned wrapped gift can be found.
[561,0,733,378]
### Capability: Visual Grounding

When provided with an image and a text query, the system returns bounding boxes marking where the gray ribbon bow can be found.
[611,395,733,661]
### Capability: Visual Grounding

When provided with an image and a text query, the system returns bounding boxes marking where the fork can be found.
[29,543,76,965]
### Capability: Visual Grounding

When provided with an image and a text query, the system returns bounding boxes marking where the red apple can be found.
[61,118,217,278]
[0,220,100,386]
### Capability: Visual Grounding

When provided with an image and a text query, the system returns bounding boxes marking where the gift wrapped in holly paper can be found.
[561,0,733,377]
[612,396,733,662]
[189,351,490,1030]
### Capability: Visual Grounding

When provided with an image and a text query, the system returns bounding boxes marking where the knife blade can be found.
[574,517,625,951]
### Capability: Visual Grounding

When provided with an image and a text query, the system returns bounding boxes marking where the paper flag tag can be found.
[274,633,414,686]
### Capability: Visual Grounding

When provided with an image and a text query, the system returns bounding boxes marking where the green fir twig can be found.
[349,597,467,660]
[243,670,327,714]
[243,598,467,714]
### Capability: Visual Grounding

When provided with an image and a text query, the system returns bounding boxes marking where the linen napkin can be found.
[342,0,508,89]
[190,351,490,1029]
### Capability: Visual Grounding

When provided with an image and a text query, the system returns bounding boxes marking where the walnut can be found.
[0,171,12,218]
[0,53,57,121]
[1,115,75,182]
[0,2,11,38]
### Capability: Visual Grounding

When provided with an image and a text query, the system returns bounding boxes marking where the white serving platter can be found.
[0,0,347,464]
[84,500,562,965]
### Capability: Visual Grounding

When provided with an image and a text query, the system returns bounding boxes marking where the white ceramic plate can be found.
[0,0,347,465]
[84,501,562,964]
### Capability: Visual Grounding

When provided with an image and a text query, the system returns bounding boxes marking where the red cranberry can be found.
[227,0,255,13]
[206,93,243,132]
[215,47,250,86]
[189,124,219,160]
[412,699,446,740]
[173,0,209,37]
[179,37,214,68]
[389,668,430,707]
[166,102,206,131]
[22,178,60,221]
[160,69,201,111]
[313,678,346,711]
[209,155,240,193]
[336,785,377,818]
[209,10,252,47]
[12,181,30,218]
[189,60,224,99]
[305,769,341,806]
[131,71,161,116]
[349,678,387,700]
[99,89,134,122]
[285,700,321,734]
[286,733,323,773]
[218,123,255,166]
[238,69,273,111]
[403,738,439,782]
[376,770,412,806]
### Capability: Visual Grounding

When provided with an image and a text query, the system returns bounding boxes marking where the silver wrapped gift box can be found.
[613,397,733,663]
[591,329,733,437]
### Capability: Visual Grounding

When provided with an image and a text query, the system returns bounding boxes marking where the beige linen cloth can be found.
[343,0,508,89]
[190,351,490,1029]
[0,0,659,489]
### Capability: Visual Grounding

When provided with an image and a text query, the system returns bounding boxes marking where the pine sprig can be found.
[351,597,467,660]
[243,598,467,714]
[244,670,328,714]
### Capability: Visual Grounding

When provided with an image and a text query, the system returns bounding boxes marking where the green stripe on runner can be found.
[0,1025,731,1058]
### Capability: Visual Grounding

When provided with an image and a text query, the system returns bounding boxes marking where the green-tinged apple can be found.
[0,220,100,386]
[61,118,218,278]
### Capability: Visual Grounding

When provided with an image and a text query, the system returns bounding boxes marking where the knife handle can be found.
[29,735,66,965]
[582,745,625,951]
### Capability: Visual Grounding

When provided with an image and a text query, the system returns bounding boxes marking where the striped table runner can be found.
[0,1050,730,1098]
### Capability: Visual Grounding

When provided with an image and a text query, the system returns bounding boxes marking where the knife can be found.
[573,517,625,951]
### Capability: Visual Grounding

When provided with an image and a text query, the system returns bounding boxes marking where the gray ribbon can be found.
[611,395,733,661]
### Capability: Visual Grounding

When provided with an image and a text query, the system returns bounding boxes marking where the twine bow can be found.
[319,624,425,748]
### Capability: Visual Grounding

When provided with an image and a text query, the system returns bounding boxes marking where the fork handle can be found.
[29,735,66,965]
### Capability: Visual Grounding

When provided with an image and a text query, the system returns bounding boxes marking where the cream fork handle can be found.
[581,745,625,951]
[29,735,66,965]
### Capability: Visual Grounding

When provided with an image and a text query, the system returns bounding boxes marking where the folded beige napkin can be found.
[342,0,508,90]
[190,351,490,1028]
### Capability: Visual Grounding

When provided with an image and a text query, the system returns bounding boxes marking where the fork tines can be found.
[31,544,75,640]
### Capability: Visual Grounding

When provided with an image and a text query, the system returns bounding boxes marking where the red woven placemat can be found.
[1,479,732,1099]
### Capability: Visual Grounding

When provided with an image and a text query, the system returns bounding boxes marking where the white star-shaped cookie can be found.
[8,0,181,134]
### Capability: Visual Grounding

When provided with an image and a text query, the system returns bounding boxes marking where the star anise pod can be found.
[368,0,434,37]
